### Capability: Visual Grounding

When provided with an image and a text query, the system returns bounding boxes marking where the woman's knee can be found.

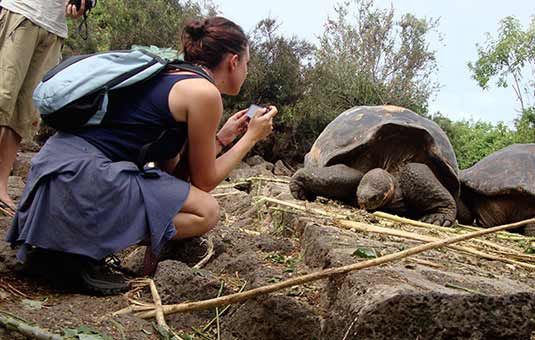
[181,186,220,231]
[201,195,220,231]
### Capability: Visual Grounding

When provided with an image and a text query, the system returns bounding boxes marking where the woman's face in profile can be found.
[227,46,249,95]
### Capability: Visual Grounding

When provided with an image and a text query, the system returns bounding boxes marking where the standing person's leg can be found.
[0,127,20,211]
[0,10,63,211]
[0,10,31,210]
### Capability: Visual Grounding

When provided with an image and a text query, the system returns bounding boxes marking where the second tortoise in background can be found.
[458,144,535,235]
[290,105,460,227]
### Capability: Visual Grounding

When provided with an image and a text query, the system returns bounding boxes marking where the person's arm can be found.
[208,107,277,191]
[170,79,277,192]
[215,108,249,152]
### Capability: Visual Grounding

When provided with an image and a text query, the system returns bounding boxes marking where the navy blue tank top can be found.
[74,73,200,165]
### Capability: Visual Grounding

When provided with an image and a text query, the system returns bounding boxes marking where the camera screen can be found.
[246,104,265,119]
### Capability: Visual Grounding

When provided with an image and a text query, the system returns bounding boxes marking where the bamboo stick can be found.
[373,211,535,259]
[215,177,289,191]
[215,181,249,189]
[212,191,244,198]
[373,211,460,233]
[148,279,167,329]
[338,219,535,270]
[246,177,290,184]
[261,197,534,262]
[134,217,535,318]
[113,303,155,317]
[256,196,348,219]
[405,257,443,268]
[0,206,14,218]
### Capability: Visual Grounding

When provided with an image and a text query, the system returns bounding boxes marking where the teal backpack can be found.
[33,49,213,131]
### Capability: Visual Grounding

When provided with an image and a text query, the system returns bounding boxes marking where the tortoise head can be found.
[357,168,396,210]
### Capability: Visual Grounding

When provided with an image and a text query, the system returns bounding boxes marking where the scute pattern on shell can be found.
[460,144,535,197]
[303,105,459,195]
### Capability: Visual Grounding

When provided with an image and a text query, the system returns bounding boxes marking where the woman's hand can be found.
[65,0,86,19]
[217,109,249,146]
[245,105,278,143]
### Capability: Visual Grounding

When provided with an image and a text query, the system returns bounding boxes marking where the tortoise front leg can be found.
[456,195,474,225]
[290,164,364,205]
[399,163,456,227]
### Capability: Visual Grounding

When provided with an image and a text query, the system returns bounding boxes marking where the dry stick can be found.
[246,176,290,184]
[148,280,184,340]
[200,282,248,333]
[492,251,535,262]
[405,257,443,268]
[0,282,29,299]
[338,219,535,270]
[148,279,167,329]
[212,191,243,198]
[215,181,249,190]
[255,196,349,219]
[5,283,30,298]
[113,282,155,317]
[135,217,535,318]
[373,211,535,260]
[215,282,224,340]
[456,223,535,241]
[373,211,535,240]
[263,197,531,262]
[0,312,62,340]
[215,177,289,190]
[193,237,215,269]
[0,206,14,218]
[237,228,261,236]
[113,304,154,317]
[262,197,534,266]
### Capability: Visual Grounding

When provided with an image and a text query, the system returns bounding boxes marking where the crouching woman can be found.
[6,16,277,294]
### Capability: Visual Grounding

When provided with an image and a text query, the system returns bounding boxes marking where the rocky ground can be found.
[0,152,534,340]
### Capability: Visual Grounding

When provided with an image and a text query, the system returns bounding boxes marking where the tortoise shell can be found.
[304,105,459,196]
[460,144,535,197]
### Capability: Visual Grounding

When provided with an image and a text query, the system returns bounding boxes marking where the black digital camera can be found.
[68,0,97,12]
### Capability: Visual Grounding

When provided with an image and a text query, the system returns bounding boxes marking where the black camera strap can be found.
[76,0,97,40]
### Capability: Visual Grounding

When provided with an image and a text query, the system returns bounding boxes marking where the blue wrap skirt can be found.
[6,132,190,262]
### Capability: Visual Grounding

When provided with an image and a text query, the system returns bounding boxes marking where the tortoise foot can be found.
[421,213,453,227]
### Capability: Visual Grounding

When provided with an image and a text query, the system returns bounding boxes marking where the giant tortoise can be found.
[458,144,535,235]
[290,105,460,226]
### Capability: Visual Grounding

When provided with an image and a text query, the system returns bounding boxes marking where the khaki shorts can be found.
[0,8,63,141]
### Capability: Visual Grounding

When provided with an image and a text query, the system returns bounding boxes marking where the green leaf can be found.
[352,248,377,259]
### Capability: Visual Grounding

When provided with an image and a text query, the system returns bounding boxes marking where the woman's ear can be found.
[229,54,240,71]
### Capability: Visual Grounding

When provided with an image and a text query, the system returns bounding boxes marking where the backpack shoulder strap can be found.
[165,60,215,84]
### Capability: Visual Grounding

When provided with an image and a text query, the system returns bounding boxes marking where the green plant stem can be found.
[0,312,62,340]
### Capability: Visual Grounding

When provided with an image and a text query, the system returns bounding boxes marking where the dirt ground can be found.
[0,153,534,340]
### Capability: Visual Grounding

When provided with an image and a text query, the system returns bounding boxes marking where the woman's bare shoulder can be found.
[168,74,221,122]
[169,74,219,101]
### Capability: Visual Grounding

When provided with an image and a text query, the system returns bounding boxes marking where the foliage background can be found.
[61,0,534,169]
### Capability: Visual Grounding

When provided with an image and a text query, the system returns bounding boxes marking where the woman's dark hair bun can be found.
[181,16,248,69]
[184,20,206,41]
